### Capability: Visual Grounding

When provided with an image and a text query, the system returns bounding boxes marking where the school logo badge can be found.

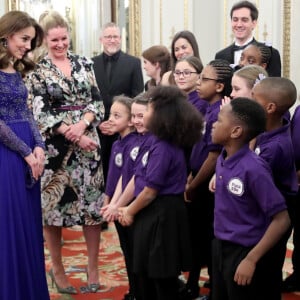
[227,177,244,196]
[142,151,149,167]
[115,153,123,167]
[130,146,139,161]
[202,121,207,135]
[254,146,261,155]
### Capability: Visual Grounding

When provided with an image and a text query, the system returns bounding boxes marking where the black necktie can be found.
[106,57,112,82]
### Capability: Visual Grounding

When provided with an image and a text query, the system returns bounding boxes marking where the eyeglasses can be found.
[103,35,120,40]
[173,70,199,78]
[199,76,219,82]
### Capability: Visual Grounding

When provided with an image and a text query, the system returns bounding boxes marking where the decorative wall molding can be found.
[129,0,141,57]
[283,0,291,78]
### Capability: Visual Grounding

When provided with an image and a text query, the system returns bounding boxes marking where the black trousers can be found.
[185,182,214,293]
[135,276,179,300]
[211,238,283,300]
[114,221,137,296]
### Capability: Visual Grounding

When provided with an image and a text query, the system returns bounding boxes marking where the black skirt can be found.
[132,194,192,278]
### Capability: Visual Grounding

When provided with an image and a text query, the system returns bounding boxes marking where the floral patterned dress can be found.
[26,52,105,227]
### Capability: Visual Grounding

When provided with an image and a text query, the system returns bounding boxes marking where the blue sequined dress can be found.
[0,70,49,299]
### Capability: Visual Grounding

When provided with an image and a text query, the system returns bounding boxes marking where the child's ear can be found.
[266,102,277,114]
[261,63,267,69]
[231,125,243,139]
[216,82,224,94]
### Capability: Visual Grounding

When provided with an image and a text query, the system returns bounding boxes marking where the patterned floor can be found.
[45,225,300,300]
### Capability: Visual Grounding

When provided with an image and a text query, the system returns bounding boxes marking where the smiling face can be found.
[174,60,199,93]
[108,101,132,137]
[143,58,159,79]
[7,26,35,60]
[231,7,257,44]
[131,102,148,134]
[100,26,121,56]
[174,38,194,60]
[45,26,69,59]
[142,102,154,129]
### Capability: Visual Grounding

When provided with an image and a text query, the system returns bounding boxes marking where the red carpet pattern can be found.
[45,225,300,300]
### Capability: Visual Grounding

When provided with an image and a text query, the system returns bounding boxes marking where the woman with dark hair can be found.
[161,30,202,86]
[142,45,171,90]
[0,10,49,300]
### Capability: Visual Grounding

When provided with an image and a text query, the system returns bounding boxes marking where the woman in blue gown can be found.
[0,11,50,300]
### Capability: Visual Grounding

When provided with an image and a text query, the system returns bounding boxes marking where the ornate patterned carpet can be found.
[45,225,300,300]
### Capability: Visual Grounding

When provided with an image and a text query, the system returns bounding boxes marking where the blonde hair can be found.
[39,10,70,36]
[234,65,268,90]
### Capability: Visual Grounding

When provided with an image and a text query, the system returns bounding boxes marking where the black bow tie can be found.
[233,44,248,51]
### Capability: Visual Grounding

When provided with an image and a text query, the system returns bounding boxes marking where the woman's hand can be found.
[64,121,86,143]
[33,146,45,176]
[77,135,98,152]
[24,153,40,180]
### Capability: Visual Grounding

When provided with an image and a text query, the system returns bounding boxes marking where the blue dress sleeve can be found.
[0,119,32,157]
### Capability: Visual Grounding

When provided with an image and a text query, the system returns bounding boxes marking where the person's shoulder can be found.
[215,44,233,57]
[91,53,103,62]
[119,51,140,62]
[161,71,172,86]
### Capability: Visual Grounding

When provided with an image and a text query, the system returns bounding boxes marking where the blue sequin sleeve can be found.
[0,119,32,157]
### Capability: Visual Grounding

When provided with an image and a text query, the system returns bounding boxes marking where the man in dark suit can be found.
[92,22,144,184]
[215,0,281,77]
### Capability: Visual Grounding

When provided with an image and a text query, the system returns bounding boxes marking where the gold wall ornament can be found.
[129,0,141,57]
[6,0,18,10]
[283,0,291,78]
[263,23,268,41]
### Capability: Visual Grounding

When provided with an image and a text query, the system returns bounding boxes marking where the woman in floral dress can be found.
[26,11,104,294]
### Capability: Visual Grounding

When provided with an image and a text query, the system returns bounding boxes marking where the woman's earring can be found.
[1,38,8,48]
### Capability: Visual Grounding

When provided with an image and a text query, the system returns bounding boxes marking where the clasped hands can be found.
[64,122,98,152]
[24,146,45,181]
[100,204,134,226]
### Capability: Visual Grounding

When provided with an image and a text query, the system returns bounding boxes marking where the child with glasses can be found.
[118,85,203,300]
[174,56,208,116]
[184,59,233,299]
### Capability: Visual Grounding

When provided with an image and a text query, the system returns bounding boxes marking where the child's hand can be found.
[234,257,256,286]
[185,185,196,202]
[118,207,134,226]
[221,96,232,109]
[102,204,119,222]
[209,173,216,193]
